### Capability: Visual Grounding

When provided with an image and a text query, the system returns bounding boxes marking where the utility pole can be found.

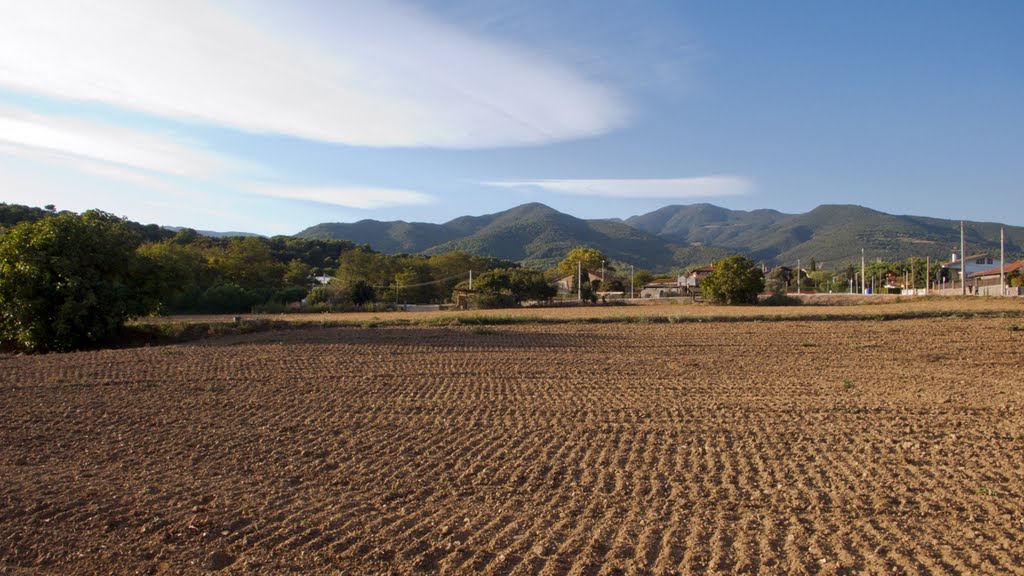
[861,248,866,294]
[961,220,966,296]
[601,260,605,287]
[577,260,582,302]
[926,257,930,293]
[911,259,915,294]
[469,270,473,291]
[1001,226,1006,296]
[630,265,635,299]
[797,259,801,294]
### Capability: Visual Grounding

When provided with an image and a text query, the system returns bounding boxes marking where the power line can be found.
[370,271,472,290]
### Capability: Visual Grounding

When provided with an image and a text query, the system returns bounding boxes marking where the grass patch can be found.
[842,379,854,391]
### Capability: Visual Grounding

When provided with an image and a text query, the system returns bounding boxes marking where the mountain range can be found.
[297,203,1024,272]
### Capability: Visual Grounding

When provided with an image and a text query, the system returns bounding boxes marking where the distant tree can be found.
[0,211,157,351]
[347,280,376,307]
[466,268,555,308]
[216,237,284,293]
[555,247,609,277]
[394,268,419,304]
[765,267,792,293]
[283,259,313,288]
[701,255,765,305]
[135,240,210,313]
[507,269,557,303]
[1007,269,1023,288]
[632,270,656,288]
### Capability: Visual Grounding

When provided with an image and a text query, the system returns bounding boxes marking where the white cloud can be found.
[0,0,627,148]
[487,176,753,199]
[0,105,227,178]
[252,186,434,209]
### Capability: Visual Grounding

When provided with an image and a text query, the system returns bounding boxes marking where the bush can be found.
[0,211,156,352]
[197,282,259,313]
[700,255,765,305]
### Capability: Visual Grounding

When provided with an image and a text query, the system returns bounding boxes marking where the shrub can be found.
[0,211,156,352]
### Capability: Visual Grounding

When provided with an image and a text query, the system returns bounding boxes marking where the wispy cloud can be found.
[0,105,228,178]
[252,186,434,209]
[0,0,627,148]
[487,176,753,199]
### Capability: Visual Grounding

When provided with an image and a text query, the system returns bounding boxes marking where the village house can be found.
[681,265,714,287]
[940,253,1002,285]
[640,265,712,298]
[552,270,604,296]
[967,259,1024,296]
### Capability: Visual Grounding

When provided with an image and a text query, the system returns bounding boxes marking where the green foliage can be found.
[633,271,656,288]
[347,280,376,307]
[198,281,258,313]
[554,246,609,277]
[700,256,765,305]
[282,259,313,288]
[464,268,556,308]
[0,211,158,351]
[1008,270,1023,288]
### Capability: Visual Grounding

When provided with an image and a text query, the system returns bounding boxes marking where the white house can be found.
[941,253,1002,282]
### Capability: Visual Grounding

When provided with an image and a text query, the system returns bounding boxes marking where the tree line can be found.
[0,208,531,351]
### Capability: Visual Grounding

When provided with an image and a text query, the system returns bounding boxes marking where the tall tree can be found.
[0,211,157,351]
[555,246,609,277]
[701,255,765,305]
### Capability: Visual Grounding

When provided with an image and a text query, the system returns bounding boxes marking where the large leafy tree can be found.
[555,246,609,277]
[462,268,555,308]
[0,211,157,351]
[701,255,765,305]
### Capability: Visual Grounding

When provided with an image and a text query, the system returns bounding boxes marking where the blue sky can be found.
[1,1,1021,235]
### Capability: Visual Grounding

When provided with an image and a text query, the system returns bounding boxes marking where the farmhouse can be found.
[640,278,682,298]
[641,265,713,298]
[552,270,604,296]
[682,265,714,287]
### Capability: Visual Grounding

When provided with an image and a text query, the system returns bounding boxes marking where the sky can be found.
[1,0,1021,235]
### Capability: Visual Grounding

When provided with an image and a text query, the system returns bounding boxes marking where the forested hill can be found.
[299,202,1024,269]
[6,201,1022,271]
[299,202,694,270]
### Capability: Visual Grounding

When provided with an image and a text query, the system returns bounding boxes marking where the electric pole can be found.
[1001,226,1006,296]
[861,248,866,294]
[961,220,966,296]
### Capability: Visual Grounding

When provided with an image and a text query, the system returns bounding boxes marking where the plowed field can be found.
[3,317,1023,574]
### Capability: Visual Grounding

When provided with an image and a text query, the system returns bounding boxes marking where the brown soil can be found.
[2,317,1023,574]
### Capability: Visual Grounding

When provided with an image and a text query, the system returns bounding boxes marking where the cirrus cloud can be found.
[0,0,628,149]
[251,186,434,209]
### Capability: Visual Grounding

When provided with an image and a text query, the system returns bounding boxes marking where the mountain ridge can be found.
[296,202,1024,271]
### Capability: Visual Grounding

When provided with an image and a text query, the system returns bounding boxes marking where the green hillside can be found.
[629,204,1024,267]
[298,202,1024,272]
[297,219,457,253]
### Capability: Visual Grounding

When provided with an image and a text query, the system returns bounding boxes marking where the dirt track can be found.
[2,317,1023,574]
